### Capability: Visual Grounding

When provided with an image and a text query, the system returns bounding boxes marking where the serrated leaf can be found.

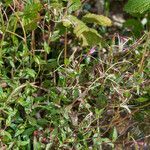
[23,3,42,20]
[22,2,42,31]
[124,0,150,14]
[68,0,81,12]
[82,13,112,26]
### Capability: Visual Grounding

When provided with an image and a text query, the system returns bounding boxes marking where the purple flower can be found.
[89,46,96,55]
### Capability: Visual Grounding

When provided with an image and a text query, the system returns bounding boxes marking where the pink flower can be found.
[89,46,96,55]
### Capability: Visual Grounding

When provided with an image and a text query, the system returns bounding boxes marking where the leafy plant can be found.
[124,0,150,14]
[82,13,112,26]
[0,0,150,149]
[63,13,112,46]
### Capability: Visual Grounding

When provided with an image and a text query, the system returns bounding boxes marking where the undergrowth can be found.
[0,0,150,149]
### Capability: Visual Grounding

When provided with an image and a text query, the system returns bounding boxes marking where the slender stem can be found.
[9,4,27,44]
[64,28,67,65]
[31,30,35,55]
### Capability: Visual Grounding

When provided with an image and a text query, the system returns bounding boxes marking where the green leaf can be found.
[82,13,112,26]
[136,97,149,103]
[44,41,51,54]
[112,127,118,142]
[23,18,40,31]
[68,0,81,12]
[6,116,12,127]
[17,97,29,107]
[124,0,150,14]
[67,15,87,30]
[33,136,41,150]
[15,129,25,137]
[27,116,37,126]
[34,56,40,65]
[9,58,15,68]
[17,141,29,146]
[3,0,13,6]
[66,15,102,46]
[80,29,102,46]
[123,19,143,37]
[23,2,42,20]
[26,68,36,78]
[22,2,42,31]
[50,1,63,9]
[37,119,49,126]
[0,130,12,140]
[96,92,107,108]
[73,23,89,37]
[23,127,36,137]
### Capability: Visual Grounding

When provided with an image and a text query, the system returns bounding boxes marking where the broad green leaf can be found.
[23,3,42,20]
[82,13,112,26]
[67,15,87,28]
[80,29,102,46]
[123,19,143,37]
[66,15,102,46]
[68,0,81,12]
[67,15,89,37]
[15,129,25,137]
[73,23,89,37]
[124,0,150,14]
[22,2,42,31]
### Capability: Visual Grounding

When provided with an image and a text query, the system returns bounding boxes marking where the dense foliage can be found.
[0,0,150,149]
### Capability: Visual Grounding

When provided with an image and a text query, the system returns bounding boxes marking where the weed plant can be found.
[0,0,149,149]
